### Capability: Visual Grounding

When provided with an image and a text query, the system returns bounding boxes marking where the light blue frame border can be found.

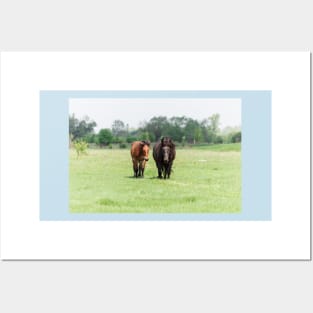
[40,91,271,221]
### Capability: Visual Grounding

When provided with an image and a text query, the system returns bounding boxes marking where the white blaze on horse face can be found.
[162,146,170,162]
[142,145,149,161]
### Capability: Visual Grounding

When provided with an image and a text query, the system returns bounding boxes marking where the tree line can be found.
[69,114,241,147]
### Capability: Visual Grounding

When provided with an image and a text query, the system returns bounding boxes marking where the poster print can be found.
[0,52,310,259]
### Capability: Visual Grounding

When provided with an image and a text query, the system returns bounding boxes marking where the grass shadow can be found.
[149,176,163,180]
[125,175,146,179]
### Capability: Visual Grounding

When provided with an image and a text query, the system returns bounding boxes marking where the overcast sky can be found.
[69,98,241,132]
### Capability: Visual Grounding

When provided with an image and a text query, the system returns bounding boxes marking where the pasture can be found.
[69,144,241,213]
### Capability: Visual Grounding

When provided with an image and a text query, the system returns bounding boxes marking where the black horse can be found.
[153,137,176,179]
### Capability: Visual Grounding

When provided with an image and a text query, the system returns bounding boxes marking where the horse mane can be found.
[161,137,175,148]
[141,140,150,146]
[138,140,150,156]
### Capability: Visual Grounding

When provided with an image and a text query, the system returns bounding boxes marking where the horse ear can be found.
[140,140,150,146]
[161,137,164,145]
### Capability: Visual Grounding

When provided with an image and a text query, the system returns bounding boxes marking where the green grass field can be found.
[69,144,241,213]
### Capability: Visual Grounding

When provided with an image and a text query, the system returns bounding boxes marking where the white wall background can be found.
[0,2,312,313]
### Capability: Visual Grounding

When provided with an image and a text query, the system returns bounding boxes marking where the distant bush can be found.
[73,140,88,158]
[108,144,113,149]
[214,135,224,144]
[231,131,241,143]
[139,131,150,141]
[83,133,96,143]
[113,136,123,144]
[97,128,113,146]
[119,143,127,149]
[126,136,137,143]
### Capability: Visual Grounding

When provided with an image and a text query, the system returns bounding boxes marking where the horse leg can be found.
[133,160,138,177]
[158,169,162,178]
[157,163,162,178]
[138,160,143,177]
[138,163,141,177]
[140,160,146,178]
[167,164,172,179]
[163,164,168,179]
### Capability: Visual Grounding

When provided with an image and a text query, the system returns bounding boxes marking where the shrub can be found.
[84,133,96,143]
[119,143,127,149]
[214,135,224,144]
[113,136,123,144]
[231,131,241,143]
[126,136,137,143]
[139,131,150,141]
[97,128,113,146]
[73,140,88,158]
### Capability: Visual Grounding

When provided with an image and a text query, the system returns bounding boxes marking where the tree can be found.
[139,131,150,141]
[214,135,224,144]
[126,135,137,143]
[194,126,203,143]
[201,114,220,144]
[184,118,201,144]
[231,131,241,143]
[168,116,187,142]
[112,120,126,137]
[144,116,170,141]
[69,114,97,140]
[69,114,79,137]
[112,136,123,144]
[97,129,113,146]
[200,119,210,143]
[181,135,186,147]
[84,133,96,143]
[209,113,220,134]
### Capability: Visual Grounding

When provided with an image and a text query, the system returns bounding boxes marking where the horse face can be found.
[161,137,172,147]
[162,146,170,163]
[142,144,149,161]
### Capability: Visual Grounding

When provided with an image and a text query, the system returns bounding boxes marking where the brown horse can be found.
[130,141,150,177]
